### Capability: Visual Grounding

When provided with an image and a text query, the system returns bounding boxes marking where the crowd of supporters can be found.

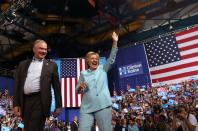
[112,78,198,131]
[0,90,76,131]
[0,78,198,131]
[0,90,24,130]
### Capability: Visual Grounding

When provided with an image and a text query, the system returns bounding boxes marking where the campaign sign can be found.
[118,62,143,78]
[0,106,6,116]
[157,87,168,97]
[183,91,191,96]
[128,88,136,92]
[162,104,168,109]
[170,86,177,91]
[115,96,122,101]
[168,99,175,105]
[168,94,176,98]
[1,126,11,131]
[112,103,119,110]
[18,123,24,128]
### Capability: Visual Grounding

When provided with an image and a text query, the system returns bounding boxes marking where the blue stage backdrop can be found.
[0,76,14,95]
[107,44,151,95]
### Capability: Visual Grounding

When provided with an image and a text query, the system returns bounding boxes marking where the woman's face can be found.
[87,54,99,70]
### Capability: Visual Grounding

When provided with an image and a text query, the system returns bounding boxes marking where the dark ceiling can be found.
[0,0,198,76]
[32,0,97,17]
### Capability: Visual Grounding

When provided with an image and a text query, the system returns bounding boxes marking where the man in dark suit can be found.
[13,39,62,131]
[71,116,79,131]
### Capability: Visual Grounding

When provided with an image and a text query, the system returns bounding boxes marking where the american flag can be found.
[60,58,86,107]
[145,27,198,85]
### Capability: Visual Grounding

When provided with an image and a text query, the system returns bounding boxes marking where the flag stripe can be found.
[181,52,198,59]
[152,70,198,83]
[64,79,67,107]
[75,78,78,107]
[72,78,76,107]
[77,59,81,80]
[65,78,68,107]
[61,78,65,107]
[151,61,198,75]
[64,78,67,107]
[151,66,198,79]
[177,39,198,48]
[65,78,70,107]
[176,31,198,41]
[175,27,198,38]
[66,78,70,107]
[63,78,66,107]
[176,34,198,43]
[180,47,198,56]
[179,43,198,51]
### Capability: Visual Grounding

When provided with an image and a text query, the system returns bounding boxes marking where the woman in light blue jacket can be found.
[76,32,118,131]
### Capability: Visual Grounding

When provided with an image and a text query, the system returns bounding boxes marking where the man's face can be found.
[74,116,78,122]
[87,54,99,70]
[33,41,47,59]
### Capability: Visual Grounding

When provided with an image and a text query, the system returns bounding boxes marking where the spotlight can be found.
[168,20,173,30]
[64,6,69,12]
[60,25,66,34]
[169,25,173,30]
[42,21,46,26]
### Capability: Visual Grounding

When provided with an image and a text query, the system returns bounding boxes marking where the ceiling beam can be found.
[146,0,198,18]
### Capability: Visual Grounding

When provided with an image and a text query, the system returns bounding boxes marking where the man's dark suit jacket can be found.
[13,59,62,117]
[71,121,79,131]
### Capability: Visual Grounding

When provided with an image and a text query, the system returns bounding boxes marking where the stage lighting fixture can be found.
[169,25,173,30]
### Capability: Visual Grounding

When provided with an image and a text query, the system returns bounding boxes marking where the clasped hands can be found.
[79,82,88,91]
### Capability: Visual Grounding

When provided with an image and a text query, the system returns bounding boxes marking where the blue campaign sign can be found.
[112,103,119,110]
[183,91,191,96]
[128,88,136,92]
[118,62,143,78]
[162,104,168,109]
[170,86,177,91]
[176,84,182,88]
[168,94,176,98]
[158,91,167,97]
[115,96,122,101]
[1,126,11,131]
[18,123,24,128]
[168,99,174,105]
